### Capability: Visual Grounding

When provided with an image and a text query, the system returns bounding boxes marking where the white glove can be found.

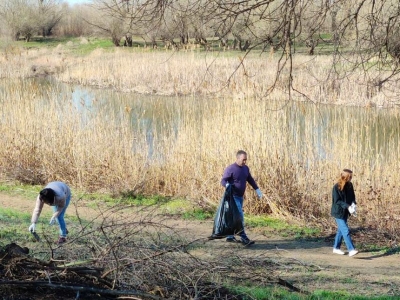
[256,188,262,198]
[226,183,230,187]
[29,223,36,232]
[49,217,56,225]
[351,202,357,215]
[348,205,355,214]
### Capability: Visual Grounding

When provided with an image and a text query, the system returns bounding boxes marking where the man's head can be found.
[39,188,55,205]
[235,150,247,166]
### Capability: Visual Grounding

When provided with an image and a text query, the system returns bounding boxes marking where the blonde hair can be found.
[338,169,353,191]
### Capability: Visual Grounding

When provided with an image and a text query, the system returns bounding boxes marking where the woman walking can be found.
[331,169,358,257]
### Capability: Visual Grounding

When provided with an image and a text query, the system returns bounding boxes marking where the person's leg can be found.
[226,195,244,241]
[335,218,355,251]
[232,195,246,239]
[233,195,254,245]
[52,194,71,238]
[333,219,343,249]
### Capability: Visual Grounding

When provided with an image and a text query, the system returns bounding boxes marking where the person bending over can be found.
[29,181,71,244]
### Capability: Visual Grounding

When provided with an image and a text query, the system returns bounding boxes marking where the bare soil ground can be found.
[1,192,400,298]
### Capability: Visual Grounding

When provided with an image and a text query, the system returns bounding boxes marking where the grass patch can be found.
[10,36,115,54]
[361,244,400,255]
[11,36,75,49]
[0,183,40,199]
[118,193,169,206]
[0,207,31,223]
[181,208,214,220]
[245,215,320,238]
[0,207,32,242]
[70,37,115,55]
[231,285,398,300]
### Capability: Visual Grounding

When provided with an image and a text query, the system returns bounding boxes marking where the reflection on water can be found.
[286,101,400,168]
[2,78,399,166]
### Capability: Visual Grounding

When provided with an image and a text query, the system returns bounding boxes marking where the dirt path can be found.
[1,192,399,297]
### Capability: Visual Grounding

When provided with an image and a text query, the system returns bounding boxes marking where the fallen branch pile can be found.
[0,243,166,299]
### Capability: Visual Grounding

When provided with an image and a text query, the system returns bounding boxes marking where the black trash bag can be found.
[209,184,244,239]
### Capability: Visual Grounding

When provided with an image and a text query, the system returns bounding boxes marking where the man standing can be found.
[221,150,262,245]
[29,181,71,244]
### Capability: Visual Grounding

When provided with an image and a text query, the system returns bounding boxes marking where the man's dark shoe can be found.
[57,237,67,245]
[241,237,255,246]
[226,237,238,243]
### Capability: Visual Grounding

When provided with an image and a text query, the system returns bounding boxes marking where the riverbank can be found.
[1,37,397,108]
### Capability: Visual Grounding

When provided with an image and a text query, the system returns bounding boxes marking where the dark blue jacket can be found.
[331,182,356,219]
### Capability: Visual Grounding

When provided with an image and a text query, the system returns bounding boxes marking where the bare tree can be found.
[86,0,400,100]
[0,0,64,41]
[55,3,94,37]
[208,0,400,100]
[38,0,64,37]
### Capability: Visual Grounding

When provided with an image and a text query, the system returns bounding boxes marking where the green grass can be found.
[15,36,76,48]
[0,183,41,199]
[0,207,32,242]
[1,36,115,55]
[70,37,115,55]
[181,208,214,220]
[245,215,321,238]
[361,244,400,255]
[231,285,399,300]
[0,207,31,223]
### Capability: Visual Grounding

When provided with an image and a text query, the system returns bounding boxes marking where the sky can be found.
[63,0,89,5]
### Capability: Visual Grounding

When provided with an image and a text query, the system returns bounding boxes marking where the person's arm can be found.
[246,171,259,191]
[221,165,233,187]
[247,169,262,198]
[31,195,45,224]
[332,185,350,209]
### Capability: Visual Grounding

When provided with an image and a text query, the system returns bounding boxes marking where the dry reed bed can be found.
[1,46,400,238]
[1,44,397,107]
[55,47,398,107]
[1,77,400,238]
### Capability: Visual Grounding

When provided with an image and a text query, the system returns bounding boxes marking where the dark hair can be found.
[39,188,55,205]
[236,150,247,157]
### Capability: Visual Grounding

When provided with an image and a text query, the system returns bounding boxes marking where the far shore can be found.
[1,38,397,108]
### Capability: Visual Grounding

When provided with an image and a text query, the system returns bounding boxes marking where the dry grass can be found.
[1,45,400,238]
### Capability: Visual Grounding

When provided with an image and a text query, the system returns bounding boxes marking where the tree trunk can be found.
[112,36,120,47]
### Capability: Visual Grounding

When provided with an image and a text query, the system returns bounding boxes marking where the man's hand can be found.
[49,217,56,225]
[348,205,355,214]
[256,189,262,198]
[29,223,36,233]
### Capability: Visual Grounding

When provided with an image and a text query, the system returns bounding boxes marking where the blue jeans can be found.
[333,218,355,251]
[227,195,247,240]
[52,194,71,237]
